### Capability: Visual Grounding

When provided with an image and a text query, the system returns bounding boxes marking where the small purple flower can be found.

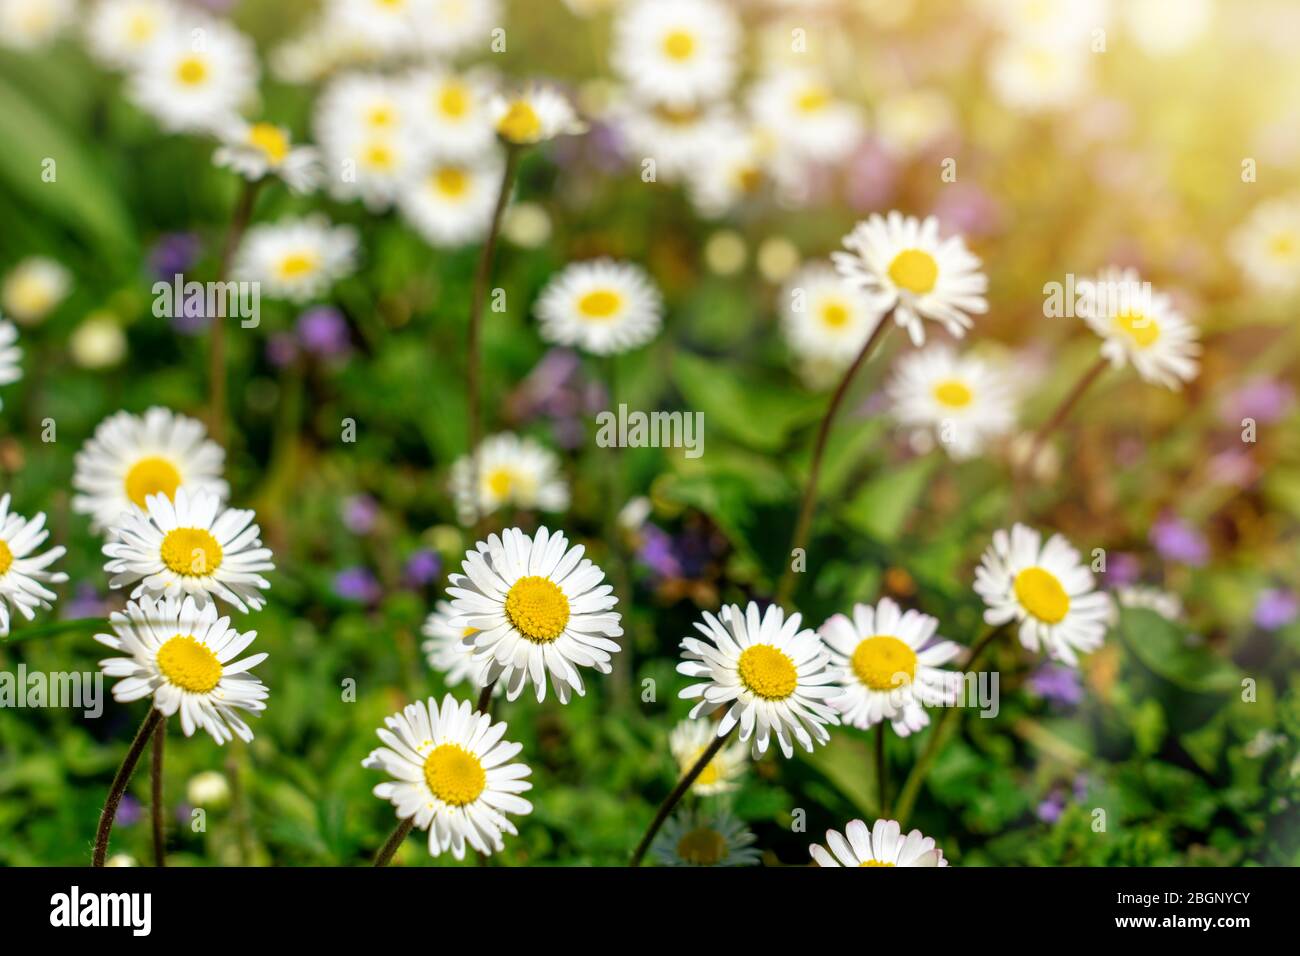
[1036,792,1066,824]
[845,140,900,211]
[341,494,379,535]
[636,524,681,579]
[1219,378,1294,426]
[1150,515,1209,567]
[932,183,1003,238]
[266,332,298,368]
[117,796,142,827]
[1104,552,1142,588]
[1028,662,1084,708]
[334,567,381,604]
[297,306,351,358]
[1254,589,1298,631]
[404,549,442,588]
[63,583,108,619]
[148,233,202,281]
[172,287,212,335]
[175,802,193,825]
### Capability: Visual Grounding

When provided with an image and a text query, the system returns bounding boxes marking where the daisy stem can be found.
[209,177,264,449]
[150,720,166,867]
[875,723,889,818]
[1,616,110,645]
[602,354,633,706]
[776,318,891,606]
[476,678,497,716]
[1020,354,1109,482]
[465,145,522,536]
[92,708,165,867]
[373,816,415,867]
[630,727,733,867]
[893,623,1008,828]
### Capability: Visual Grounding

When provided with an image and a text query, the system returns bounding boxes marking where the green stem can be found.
[373,816,415,867]
[209,177,264,449]
[93,708,165,867]
[630,728,733,866]
[3,617,111,645]
[151,720,166,867]
[876,722,888,818]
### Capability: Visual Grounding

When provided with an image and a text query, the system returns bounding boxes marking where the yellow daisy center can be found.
[735,165,763,193]
[676,827,727,865]
[737,643,798,701]
[160,527,224,576]
[497,100,541,143]
[127,13,157,42]
[655,104,701,126]
[820,300,850,328]
[247,123,289,164]
[860,860,896,867]
[7,274,57,314]
[485,467,514,498]
[438,83,471,119]
[277,252,319,280]
[174,55,208,87]
[851,635,917,691]
[504,575,570,643]
[156,635,222,693]
[422,743,486,806]
[796,87,832,113]
[362,141,396,171]
[577,289,623,320]
[367,105,396,129]
[1113,310,1160,349]
[124,456,182,509]
[433,166,470,198]
[932,379,974,408]
[1268,231,1296,258]
[662,29,696,61]
[1013,566,1070,624]
[0,539,12,576]
[888,249,939,294]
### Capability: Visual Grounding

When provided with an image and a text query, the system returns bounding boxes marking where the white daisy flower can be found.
[447,526,623,704]
[987,38,1090,114]
[1078,267,1200,390]
[0,320,22,401]
[231,215,359,303]
[362,693,533,860]
[832,211,989,347]
[649,808,761,867]
[1119,0,1213,56]
[1116,585,1183,623]
[321,0,422,57]
[612,97,738,182]
[886,344,1017,460]
[412,0,501,58]
[314,72,420,209]
[821,599,961,737]
[490,83,587,145]
[0,494,68,637]
[974,523,1112,666]
[981,0,1109,44]
[448,432,570,527]
[780,262,884,375]
[1228,195,1300,294]
[422,600,491,691]
[685,128,769,218]
[73,407,228,534]
[403,66,498,161]
[668,718,747,796]
[127,18,259,133]
[103,487,274,613]
[1,256,71,326]
[84,0,177,69]
[874,89,956,158]
[612,0,740,108]
[94,594,268,744]
[213,119,324,194]
[399,151,506,248]
[0,0,74,50]
[748,67,865,165]
[810,818,947,867]
[678,602,839,759]
[534,259,664,355]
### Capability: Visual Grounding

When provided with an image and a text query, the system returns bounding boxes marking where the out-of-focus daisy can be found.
[84,0,176,69]
[0,0,74,49]
[649,808,761,867]
[821,599,961,737]
[0,494,68,637]
[833,211,988,346]
[447,526,622,704]
[534,259,663,355]
[398,152,506,248]
[362,693,532,860]
[103,487,274,613]
[70,314,128,370]
[886,344,1017,460]
[412,0,501,58]
[874,89,956,158]
[128,19,259,132]
[611,0,739,107]
[314,72,419,209]
[1229,195,1300,294]
[686,129,768,218]
[73,407,228,533]
[2,256,71,325]
[448,432,569,526]
[810,818,947,867]
[974,523,1111,666]
[1116,585,1183,623]
[95,594,268,744]
[748,68,864,164]
[213,119,323,194]
[668,718,747,796]
[678,602,839,759]
[490,83,587,145]
[0,320,21,403]
[1119,0,1213,56]
[422,600,490,690]
[321,0,420,57]
[232,216,358,303]
[1078,267,1200,390]
[780,262,883,377]
[981,0,1109,44]
[404,67,498,161]
[987,38,1090,113]
[612,98,738,182]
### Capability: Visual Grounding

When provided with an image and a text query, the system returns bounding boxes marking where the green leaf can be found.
[670,351,824,452]
[1118,607,1241,693]
[840,455,938,543]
